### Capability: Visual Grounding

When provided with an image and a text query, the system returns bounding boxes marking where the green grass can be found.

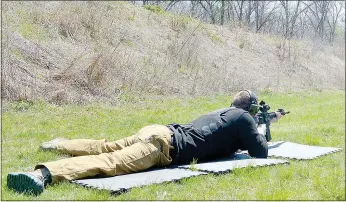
[143,5,165,15]
[201,25,225,45]
[19,23,49,41]
[2,90,345,200]
[14,8,49,42]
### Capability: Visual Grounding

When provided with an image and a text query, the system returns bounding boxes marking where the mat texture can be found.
[178,154,288,173]
[268,141,342,160]
[72,168,207,194]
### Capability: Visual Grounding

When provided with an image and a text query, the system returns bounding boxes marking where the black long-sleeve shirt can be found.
[168,107,268,164]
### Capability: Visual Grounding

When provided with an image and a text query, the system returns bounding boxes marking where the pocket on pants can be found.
[156,152,172,166]
[152,135,173,166]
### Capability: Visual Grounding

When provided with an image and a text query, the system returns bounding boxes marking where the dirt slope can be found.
[2,2,345,104]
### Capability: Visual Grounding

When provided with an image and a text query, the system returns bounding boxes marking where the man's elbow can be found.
[258,151,268,158]
[249,145,268,158]
[250,151,268,158]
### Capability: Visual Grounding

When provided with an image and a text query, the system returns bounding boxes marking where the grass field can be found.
[1,90,345,200]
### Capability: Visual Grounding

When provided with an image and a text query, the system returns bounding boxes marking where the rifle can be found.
[255,100,290,142]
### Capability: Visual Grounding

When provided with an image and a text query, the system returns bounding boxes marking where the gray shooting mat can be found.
[71,141,341,193]
[72,168,207,194]
[71,154,287,193]
[178,153,289,173]
[268,141,342,160]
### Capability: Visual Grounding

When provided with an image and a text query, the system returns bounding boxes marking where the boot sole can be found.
[7,173,44,195]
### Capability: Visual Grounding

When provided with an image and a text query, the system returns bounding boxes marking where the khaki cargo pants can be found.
[36,125,174,183]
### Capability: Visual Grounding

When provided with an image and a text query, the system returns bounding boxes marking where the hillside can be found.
[2,1,345,104]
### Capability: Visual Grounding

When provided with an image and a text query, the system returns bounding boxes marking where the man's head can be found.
[231,90,259,115]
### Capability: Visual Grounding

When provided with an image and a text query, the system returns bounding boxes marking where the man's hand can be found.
[275,111,283,119]
[270,111,282,123]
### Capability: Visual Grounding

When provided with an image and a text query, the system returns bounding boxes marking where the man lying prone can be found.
[7,90,283,195]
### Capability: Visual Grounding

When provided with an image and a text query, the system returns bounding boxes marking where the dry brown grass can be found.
[2,2,345,104]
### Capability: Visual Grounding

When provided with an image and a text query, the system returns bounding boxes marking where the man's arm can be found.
[238,113,268,158]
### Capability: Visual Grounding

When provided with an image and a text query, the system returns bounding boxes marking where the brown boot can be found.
[7,167,52,195]
[40,137,67,151]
